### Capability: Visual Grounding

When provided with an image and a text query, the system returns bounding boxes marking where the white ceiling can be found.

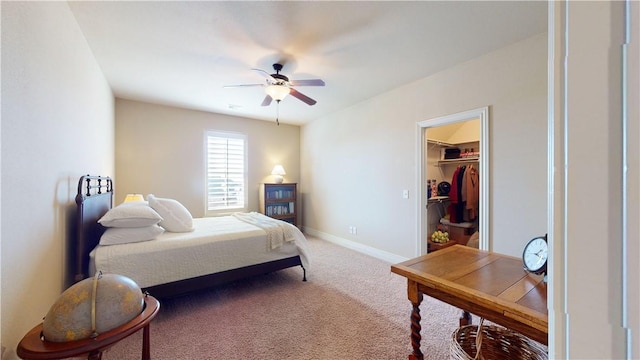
[68,1,547,126]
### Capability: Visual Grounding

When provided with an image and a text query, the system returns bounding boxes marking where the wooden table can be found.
[17,295,160,360]
[391,245,547,360]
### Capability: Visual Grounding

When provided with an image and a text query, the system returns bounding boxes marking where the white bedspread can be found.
[90,215,311,288]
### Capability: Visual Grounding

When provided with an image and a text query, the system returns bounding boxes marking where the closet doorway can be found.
[416,107,489,255]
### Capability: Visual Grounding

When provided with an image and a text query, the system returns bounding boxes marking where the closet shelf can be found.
[437,157,479,166]
[427,138,454,147]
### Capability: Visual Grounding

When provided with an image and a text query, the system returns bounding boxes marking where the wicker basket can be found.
[450,319,548,360]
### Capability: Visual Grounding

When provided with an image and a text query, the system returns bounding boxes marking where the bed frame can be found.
[74,175,306,298]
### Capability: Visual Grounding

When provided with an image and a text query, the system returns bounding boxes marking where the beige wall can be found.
[301,33,548,259]
[446,119,479,144]
[549,1,639,358]
[115,99,300,219]
[629,2,640,357]
[1,2,115,358]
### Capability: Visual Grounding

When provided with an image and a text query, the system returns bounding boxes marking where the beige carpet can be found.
[99,236,464,359]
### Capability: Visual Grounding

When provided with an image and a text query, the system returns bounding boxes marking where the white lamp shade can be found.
[265,85,290,101]
[271,165,286,176]
[271,165,286,183]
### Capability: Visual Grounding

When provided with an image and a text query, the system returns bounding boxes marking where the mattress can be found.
[90,215,311,288]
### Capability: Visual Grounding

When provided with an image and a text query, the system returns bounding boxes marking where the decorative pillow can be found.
[98,203,163,228]
[147,194,194,232]
[99,225,165,246]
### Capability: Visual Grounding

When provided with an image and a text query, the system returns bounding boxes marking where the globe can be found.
[42,273,144,342]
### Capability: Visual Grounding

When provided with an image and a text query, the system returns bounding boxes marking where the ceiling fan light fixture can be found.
[265,84,290,101]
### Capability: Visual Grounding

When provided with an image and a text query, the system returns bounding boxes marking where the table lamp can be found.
[271,165,286,184]
[123,193,144,203]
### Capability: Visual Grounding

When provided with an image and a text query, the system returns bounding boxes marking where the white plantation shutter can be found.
[206,131,246,213]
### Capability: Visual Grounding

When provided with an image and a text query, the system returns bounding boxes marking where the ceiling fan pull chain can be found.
[276,100,280,126]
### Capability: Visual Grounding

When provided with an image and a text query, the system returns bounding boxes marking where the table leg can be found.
[88,350,102,360]
[407,280,424,360]
[459,311,472,327]
[142,324,151,360]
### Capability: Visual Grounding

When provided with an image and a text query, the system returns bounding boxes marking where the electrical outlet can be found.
[352,226,357,235]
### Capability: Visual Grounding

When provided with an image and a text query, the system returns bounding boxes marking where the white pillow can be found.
[147,194,194,232]
[98,203,163,228]
[99,225,165,246]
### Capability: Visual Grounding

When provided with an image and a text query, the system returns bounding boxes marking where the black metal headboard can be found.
[74,175,113,282]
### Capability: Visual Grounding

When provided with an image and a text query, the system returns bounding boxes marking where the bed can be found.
[74,175,310,298]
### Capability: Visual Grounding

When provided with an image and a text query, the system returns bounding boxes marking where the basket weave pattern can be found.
[450,321,548,360]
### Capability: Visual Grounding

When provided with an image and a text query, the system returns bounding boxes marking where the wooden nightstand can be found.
[17,295,160,360]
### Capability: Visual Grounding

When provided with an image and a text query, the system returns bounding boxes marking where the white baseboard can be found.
[302,227,409,264]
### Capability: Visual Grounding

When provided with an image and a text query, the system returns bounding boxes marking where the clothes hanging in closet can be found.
[448,166,465,223]
[463,165,479,221]
[447,165,479,223]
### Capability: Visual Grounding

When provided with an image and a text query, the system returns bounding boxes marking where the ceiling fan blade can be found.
[223,83,264,88]
[261,95,273,107]
[290,79,325,87]
[252,68,276,83]
[289,88,317,106]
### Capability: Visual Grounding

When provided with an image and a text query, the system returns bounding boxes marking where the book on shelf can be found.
[266,203,294,216]
[267,189,294,199]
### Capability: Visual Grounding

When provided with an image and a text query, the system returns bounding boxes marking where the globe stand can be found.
[17,295,160,360]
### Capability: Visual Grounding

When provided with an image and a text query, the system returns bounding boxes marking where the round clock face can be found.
[522,236,548,274]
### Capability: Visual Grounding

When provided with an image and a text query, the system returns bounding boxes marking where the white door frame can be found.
[416,107,490,255]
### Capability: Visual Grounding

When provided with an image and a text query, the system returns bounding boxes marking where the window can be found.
[205,131,246,214]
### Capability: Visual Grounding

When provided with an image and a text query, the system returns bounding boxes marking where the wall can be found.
[549,1,640,358]
[446,119,480,144]
[115,99,300,219]
[428,119,480,145]
[1,2,114,358]
[301,33,548,259]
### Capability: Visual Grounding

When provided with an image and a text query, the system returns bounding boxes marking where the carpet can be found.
[98,236,464,359]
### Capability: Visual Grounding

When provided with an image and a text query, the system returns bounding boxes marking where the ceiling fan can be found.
[224,63,325,107]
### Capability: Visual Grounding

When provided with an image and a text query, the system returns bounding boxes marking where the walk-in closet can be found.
[425,119,480,252]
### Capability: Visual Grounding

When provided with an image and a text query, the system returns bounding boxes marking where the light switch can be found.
[402,190,409,199]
